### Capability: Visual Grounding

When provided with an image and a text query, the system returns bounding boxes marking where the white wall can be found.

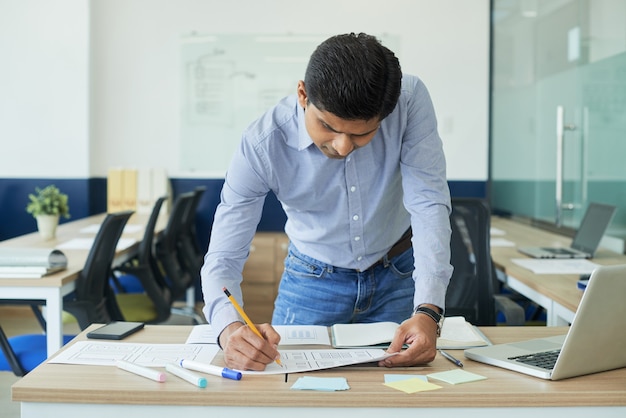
[0,0,89,178]
[1,0,490,181]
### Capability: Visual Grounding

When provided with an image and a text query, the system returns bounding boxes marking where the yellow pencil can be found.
[223,287,283,367]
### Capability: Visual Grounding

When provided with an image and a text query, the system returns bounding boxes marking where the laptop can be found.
[464,264,626,380]
[518,202,617,259]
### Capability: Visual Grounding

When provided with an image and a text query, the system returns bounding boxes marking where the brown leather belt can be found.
[361,228,413,272]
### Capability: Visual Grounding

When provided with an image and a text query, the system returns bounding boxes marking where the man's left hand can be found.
[378,310,439,367]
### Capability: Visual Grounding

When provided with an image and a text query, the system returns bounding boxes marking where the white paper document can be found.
[49,340,391,376]
[491,238,515,247]
[49,341,220,367]
[511,258,600,274]
[185,324,331,346]
[185,324,218,344]
[243,349,395,375]
[80,224,144,234]
[57,237,136,251]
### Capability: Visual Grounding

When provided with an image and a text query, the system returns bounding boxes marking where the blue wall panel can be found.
[1,178,485,243]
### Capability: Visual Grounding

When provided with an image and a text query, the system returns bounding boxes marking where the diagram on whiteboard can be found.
[180,33,399,174]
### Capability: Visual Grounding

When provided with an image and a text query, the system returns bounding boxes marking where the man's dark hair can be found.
[304,33,402,121]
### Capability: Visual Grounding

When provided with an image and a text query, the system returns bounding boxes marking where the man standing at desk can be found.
[201,33,452,370]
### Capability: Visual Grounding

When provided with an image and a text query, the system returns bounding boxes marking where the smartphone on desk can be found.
[86,321,145,340]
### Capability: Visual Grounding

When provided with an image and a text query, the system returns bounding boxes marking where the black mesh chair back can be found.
[64,211,134,329]
[113,196,173,323]
[155,192,195,300]
[445,198,496,326]
[178,186,206,280]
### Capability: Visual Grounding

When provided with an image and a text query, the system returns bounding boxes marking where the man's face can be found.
[297,81,380,160]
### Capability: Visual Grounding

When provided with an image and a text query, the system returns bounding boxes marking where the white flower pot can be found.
[36,214,60,241]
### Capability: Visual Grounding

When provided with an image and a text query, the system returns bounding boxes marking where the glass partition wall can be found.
[491,0,626,246]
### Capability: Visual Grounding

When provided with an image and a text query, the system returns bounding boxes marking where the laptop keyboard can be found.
[508,349,561,370]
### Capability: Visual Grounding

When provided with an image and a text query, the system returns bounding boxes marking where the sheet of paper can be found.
[273,325,330,345]
[491,238,515,247]
[427,369,487,385]
[490,227,506,236]
[57,237,136,251]
[185,324,218,344]
[48,341,220,367]
[185,324,331,346]
[511,258,599,274]
[242,349,396,375]
[79,224,144,234]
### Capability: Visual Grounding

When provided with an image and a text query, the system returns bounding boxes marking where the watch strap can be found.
[413,306,443,336]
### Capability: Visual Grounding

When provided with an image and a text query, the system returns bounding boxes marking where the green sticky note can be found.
[427,369,487,385]
[384,378,442,394]
[290,376,350,391]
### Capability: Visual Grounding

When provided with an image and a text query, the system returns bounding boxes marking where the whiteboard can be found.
[180,33,399,174]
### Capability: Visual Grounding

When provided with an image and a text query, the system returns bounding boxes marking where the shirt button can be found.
[357,256,363,261]
[354,236,361,241]
[350,186,356,192]
[352,215,359,221]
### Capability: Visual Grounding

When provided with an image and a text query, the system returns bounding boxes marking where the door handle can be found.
[556,106,577,227]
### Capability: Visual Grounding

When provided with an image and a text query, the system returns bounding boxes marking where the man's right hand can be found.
[218,322,281,371]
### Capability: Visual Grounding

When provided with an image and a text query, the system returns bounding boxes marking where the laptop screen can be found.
[571,203,617,254]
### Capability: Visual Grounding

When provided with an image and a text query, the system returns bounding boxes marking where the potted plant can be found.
[26,185,71,240]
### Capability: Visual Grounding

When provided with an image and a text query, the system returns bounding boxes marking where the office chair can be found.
[445,198,525,326]
[0,211,133,376]
[155,192,204,324]
[112,196,173,324]
[63,211,135,329]
[178,186,206,279]
[0,323,74,377]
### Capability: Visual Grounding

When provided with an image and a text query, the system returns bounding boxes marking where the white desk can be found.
[0,213,153,356]
[491,217,626,325]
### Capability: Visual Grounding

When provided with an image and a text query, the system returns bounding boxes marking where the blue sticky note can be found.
[290,376,350,391]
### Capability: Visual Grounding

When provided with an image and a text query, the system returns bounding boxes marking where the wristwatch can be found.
[412,305,444,336]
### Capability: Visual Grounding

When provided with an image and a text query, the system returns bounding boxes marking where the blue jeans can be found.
[272,243,415,326]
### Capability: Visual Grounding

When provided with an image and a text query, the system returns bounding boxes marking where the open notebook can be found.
[331,316,490,350]
[464,264,626,380]
[518,202,616,259]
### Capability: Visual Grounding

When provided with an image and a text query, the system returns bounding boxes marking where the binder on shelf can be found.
[107,167,124,213]
[122,168,138,211]
[136,168,154,214]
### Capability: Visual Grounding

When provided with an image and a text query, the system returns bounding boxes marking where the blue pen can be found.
[439,350,464,368]
[180,359,242,380]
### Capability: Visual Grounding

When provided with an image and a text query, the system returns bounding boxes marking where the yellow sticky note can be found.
[384,377,442,394]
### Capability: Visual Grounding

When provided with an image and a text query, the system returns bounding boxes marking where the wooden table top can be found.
[12,324,626,408]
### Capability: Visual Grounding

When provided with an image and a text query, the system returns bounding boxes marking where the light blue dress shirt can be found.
[201,74,453,337]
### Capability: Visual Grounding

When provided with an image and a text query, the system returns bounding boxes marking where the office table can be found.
[0,213,156,356]
[11,324,626,418]
[491,217,626,325]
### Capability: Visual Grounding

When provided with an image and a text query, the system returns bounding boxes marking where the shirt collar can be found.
[296,103,314,151]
